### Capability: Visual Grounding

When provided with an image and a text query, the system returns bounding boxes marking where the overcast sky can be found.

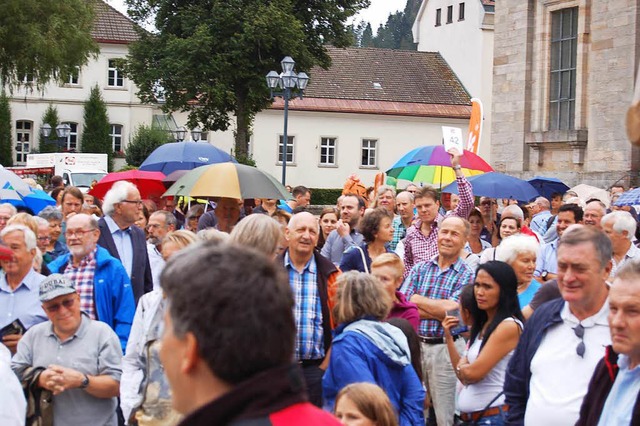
[106,0,407,32]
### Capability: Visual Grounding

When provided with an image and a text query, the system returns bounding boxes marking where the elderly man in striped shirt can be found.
[401,216,474,426]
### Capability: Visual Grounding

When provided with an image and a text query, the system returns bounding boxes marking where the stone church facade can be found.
[491,0,640,188]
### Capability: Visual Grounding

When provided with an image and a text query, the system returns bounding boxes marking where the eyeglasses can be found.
[120,200,144,206]
[0,215,11,222]
[573,323,585,358]
[65,228,95,238]
[44,297,76,313]
[188,215,203,221]
[37,236,51,242]
[480,201,492,206]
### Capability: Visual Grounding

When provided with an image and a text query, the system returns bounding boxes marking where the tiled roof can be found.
[302,46,470,106]
[92,0,140,44]
[481,0,495,12]
[271,98,471,119]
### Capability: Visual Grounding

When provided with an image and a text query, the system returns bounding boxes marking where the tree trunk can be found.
[234,91,250,159]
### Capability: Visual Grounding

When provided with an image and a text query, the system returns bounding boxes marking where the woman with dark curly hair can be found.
[340,207,394,273]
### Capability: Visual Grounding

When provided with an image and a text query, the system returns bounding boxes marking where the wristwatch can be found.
[80,374,90,389]
[541,271,548,281]
[453,165,462,171]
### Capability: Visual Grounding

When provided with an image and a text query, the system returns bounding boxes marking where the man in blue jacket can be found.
[49,213,134,352]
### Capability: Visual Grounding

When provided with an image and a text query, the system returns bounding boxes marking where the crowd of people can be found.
[2,153,640,426]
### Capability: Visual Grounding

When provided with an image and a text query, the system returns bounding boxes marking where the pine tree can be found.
[0,91,13,166]
[81,85,113,171]
[361,23,374,47]
[125,125,172,167]
[39,105,60,154]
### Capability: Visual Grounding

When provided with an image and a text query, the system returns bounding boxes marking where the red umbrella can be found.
[89,170,167,200]
[0,245,13,261]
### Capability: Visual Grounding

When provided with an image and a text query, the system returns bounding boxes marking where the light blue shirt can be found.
[0,268,47,330]
[530,210,552,235]
[320,229,364,267]
[597,354,640,426]
[104,215,133,279]
[535,239,558,276]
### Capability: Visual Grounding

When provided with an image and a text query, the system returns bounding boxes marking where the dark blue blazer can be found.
[97,217,153,304]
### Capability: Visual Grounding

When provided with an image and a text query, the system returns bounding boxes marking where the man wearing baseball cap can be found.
[12,274,122,426]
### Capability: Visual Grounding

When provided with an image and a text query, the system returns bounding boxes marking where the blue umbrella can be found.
[139,141,237,175]
[613,188,640,207]
[443,172,540,202]
[6,189,56,214]
[527,176,570,200]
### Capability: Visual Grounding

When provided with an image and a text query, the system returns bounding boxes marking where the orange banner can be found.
[466,98,483,155]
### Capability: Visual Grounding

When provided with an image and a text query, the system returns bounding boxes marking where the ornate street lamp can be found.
[266,56,310,186]
[191,127,202,142]
[40,123,71,149]
[174,126,187,142]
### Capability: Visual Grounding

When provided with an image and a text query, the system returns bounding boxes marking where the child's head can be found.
[458,284,478,328]
[335,383,398,426]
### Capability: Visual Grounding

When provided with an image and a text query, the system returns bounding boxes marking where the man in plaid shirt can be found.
[403,149,474,277]
[48,214,135,352]
[400,216,474,426]
[390,191,415,252]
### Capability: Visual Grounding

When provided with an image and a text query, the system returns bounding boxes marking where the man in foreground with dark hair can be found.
[159,243,340,425]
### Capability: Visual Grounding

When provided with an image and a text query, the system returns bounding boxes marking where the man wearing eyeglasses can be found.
[49,214,134,352]
[12,274,122,426]
[0,225,47,354]
[97,181,153,304]
[505,226,612,425]
[146,210,177,290]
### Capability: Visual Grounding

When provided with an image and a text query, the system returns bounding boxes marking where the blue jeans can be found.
[457,409,506,426]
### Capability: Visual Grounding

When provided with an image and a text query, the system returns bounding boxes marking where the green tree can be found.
[39,105,60,154]
[124,0,370,159]
[81,85,113,170]
[0,92,13,166]
[125,125,172,167]
[0,0,99,90]
[360,23,374,47]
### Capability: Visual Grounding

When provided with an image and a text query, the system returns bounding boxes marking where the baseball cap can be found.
[39,274,76,302]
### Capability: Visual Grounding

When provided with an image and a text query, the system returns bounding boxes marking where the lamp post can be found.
[191,127,202,142]
[40,123,72,149]
[173,126,187,142]
[266,56,309,186]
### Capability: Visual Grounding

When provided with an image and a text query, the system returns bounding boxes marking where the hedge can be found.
[309,188,343,205]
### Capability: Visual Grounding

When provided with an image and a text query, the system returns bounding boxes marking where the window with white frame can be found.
[110,124,123,152]
[361,139,377,167]
[320,137,337,166]
[15,121,32,164]
[68,67,80,85]
[63,122,78,151]
[278,135,294,164]
[108,59,124,87]
[549,7,578,130]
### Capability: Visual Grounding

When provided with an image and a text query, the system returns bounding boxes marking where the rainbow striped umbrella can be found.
[386,145,493,186]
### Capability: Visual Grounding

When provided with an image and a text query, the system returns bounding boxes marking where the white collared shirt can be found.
[104,215,133,279]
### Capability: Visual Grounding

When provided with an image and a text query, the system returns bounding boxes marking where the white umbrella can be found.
[569,184,610,208]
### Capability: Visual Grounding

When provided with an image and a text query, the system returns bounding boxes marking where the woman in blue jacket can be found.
[323,271,425,426]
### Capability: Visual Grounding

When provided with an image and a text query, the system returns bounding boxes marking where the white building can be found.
[412,0,494,162]
[6,2,473,190]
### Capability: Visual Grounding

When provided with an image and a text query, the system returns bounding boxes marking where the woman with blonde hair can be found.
[121,229,197,426]
[335,383,399,426]
[323,271,424,426]
[229,214,283,258]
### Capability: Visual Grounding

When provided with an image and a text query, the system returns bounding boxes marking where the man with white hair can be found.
[0,225,46,354]
[602,210,639,279]
[146,210,176,289]
[583,199,607,230]
[98,181,153,304]
[529,197,553,235]
[0,203,17,233]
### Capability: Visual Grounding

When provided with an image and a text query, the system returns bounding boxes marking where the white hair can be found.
[102,181,138,216]
[34,216,49,228]
[0,203,17,216]
[496,234,540,264]
[602,211,637,241]
[0,224,37,250]
[535,197,550,210]
[501,205,524,221]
